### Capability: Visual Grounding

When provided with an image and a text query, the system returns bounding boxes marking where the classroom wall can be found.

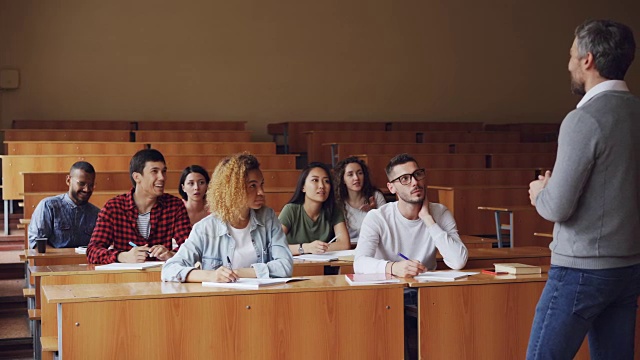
[0,0,639,141]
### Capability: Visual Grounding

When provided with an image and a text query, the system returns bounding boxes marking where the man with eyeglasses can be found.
[354,153,468,276]
[28,161,100,249]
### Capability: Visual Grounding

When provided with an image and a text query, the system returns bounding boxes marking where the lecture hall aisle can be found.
[0,249,32,360]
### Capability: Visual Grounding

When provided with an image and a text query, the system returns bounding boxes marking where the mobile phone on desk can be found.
[482,269,509,275]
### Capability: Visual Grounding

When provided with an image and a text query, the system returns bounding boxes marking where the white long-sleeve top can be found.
[354,202,468,274]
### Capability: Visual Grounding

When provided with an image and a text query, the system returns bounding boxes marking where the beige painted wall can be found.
[1,0,639,141]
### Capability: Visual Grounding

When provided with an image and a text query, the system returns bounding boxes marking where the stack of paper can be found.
[344,273,400,286]
[94,261,165,270]
[414,271,478,282]
[202,278,307,290]
[296,254,339,262]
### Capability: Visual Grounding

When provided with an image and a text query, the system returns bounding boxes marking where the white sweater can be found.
[354,202,468,274]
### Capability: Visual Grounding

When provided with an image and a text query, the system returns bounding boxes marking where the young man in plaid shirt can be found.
[87,149,192,264]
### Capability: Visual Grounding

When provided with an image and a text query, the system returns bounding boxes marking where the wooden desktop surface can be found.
[44,276,405,360]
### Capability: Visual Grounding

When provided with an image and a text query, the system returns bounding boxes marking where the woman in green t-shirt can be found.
[278,162,351,255]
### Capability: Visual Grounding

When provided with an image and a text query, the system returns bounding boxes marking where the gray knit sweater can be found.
[536,90,640,269]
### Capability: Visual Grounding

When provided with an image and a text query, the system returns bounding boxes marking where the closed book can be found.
[493,263,542,275]
[344,273,400,286]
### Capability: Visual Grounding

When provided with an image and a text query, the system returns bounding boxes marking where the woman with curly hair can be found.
[279,162,350,255]
[162,153,293,283]
[333,157,386,243]
[178,165,210,225]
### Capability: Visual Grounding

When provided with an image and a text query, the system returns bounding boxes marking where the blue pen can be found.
[129,241,150,256]
[397,252,410,261]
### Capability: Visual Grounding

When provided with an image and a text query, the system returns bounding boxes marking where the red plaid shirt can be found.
[87,189,192,264]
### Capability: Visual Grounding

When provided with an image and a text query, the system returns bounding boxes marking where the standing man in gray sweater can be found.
[527,19,640,360]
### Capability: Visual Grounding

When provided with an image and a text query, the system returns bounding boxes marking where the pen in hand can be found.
[397,252,410,261]
[226,256,237,283]
[327,236,338,245]
[129,241,150,256]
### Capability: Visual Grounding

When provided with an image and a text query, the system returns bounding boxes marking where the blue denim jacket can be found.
[162,207,293,282]
[28,193,100,249]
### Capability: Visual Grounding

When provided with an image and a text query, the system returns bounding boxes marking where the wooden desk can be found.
[31,261,349,359]
[407,270,558,359]
[477,205,553,247]
[44,276,404,359]
[460,234,497,248]
[32,264,162,359]
[406,269,638,360]
[25,249,87,267]
[436,246,551,270]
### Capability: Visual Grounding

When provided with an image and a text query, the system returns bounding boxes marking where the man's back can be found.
[537,90,640,268]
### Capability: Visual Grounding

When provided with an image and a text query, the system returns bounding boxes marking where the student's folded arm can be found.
[161,224,205,282]
[86,209,119,264]
[430,207,467,270]
[536,112,599,222]
[354,212,387,274]
[253,209,293,278]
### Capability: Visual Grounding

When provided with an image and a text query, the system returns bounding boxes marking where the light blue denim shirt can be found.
[162,207,293,282]
[28,193,100,249]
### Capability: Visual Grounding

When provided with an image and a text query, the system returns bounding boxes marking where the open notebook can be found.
[94,261,165,270]
[297,250,355,262]
[413,271,479,282]
[345,273,400,286]
[202,278,307,290]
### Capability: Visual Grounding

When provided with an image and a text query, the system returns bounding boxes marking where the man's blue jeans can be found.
[527,264,640,360]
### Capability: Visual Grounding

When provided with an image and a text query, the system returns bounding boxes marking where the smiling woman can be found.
[162,153,293,283]
[278,162,351,255]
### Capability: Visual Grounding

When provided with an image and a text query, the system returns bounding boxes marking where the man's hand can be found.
[303,241,329,254]
[418,201,436,226]
[388,260,427,277]
[117,246,149,263]
[529,170,551,206]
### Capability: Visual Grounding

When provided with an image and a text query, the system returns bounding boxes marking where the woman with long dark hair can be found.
[279,162,350,255]
[333,157,386,243]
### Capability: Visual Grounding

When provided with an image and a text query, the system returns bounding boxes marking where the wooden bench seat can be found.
[23,288,35,298]
[40,336,58,352]
[134,130,251,142]
[28,308,41,321]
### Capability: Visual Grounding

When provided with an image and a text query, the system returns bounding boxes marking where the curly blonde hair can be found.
[206,153,260,223]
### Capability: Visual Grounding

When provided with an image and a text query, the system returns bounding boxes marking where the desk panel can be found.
[46,278,404,360]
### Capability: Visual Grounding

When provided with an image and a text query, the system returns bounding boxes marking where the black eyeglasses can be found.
[389,169,426,186]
